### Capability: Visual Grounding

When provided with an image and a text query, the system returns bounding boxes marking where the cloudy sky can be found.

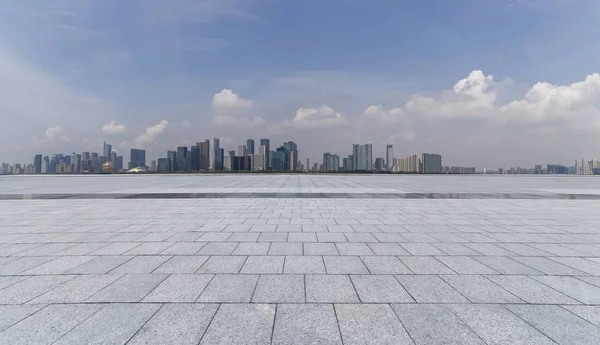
[1,0,599,169]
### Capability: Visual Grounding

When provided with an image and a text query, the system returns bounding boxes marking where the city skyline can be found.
[1,1,600,167]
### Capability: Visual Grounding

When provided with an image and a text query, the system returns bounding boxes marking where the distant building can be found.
[260,139,270,169]
[351,144,372,171]
[129,149,146,169]
[422,153,442,173]
[33,154,42,174]
[198,140,210,170]
[190,145,200,171]
[41,156,49,174]
[237,145,246,157]
[283,141,298,171]
[375,157,385,171]
[547,164,568,174]
[271,150,285,171]
[114,156,123,172]
[246,139,255,155]
[386,145,393,171]
[167,151,176,171]
[73,154,81,173]
[103,141,112,158]
[177,146,189,171]
[233,156,251,171]
[214,138,224,171]
[157,158,170,172]
[393,154,420,173]
[150,160,156,172]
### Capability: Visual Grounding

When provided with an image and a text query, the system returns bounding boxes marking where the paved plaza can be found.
[1,175,600,344]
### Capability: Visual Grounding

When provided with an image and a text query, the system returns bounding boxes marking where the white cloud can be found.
[33,125,72,145]
[284,105,346,129]
[101,120,127,134]
[363,105,404,123]
[212,89,263,127]
[212,89,253,111]
[134,120,168,148]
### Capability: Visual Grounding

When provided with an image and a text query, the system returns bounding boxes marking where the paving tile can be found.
[336,243,375,255]
[160,242,205,255]
[400,243,445,256]
[450,304,555,345]
[303,242,339,255]
[473,256,543,275]
[0,276,29,290]
[432,242,482,255]
[53,304,161,345]
[362,256,412,274]
[0,304,102,345]
[288,233,317,242]
[549,257,600,275]
[232,242,271,255]
[153,255,209,273]
[196,256,246,274]
[86,273,167,302]
[306,275,359,303]
[88,242,141,255]
[335,304,414,345]
[396,275,468,303]
[507,304,600,345]
[199,304,276,345]
[486,275,580,304]
[562,306,600,327]
[142,274,213,302]
[252,275,305,302]
[128,304,219,345]
[324,256,369,274]
[351,275,414,303]
[227,232,260,242]
[29,274,122,303]
[512,256,588,275]
[0,305,46,332]
[0,275,75,304]
[372,233,406,242]
[269,243,303,255]
[463,243,515,256]
[110,255,171,274]
[345,233,378,242]
[197,242,239,255]
[440,275,523,303]
[198,274,259,302]
[392,304,486,345]
[125,242,175,255]
[400,256,456,274]
[495,243,553,256]
[272,304,342,345]
[284,256,326,274]
[435,256,498,274]
[20,256,94,275]
[240,255,284,274]
[317,233,348,242]
[65,256,133,274]
[532,275,600,304]
[367,243,410,255]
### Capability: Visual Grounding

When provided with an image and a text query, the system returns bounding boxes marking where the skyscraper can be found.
[246,139,255,155]
[386,144,393,171]
[41,156,49,174]
[352,144,373,171]
[198,140,210,170]
[129,149,146,169]
[103,141,112,158]
[114,156,123,172]
[190,145,200,171]
[422,153,442,173]
[177,146,189,171]
[33,154,42,174]
[237,145,246,157]
[73,154,81,173]
[260,139,270,169]
[167,150,176,171]
[214,138,223,171]
[283,141,298,171]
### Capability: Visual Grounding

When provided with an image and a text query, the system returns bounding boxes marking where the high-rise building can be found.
[422,153,442,173]
[103,141,112,158]
[233,156,251,171]
[375,157,385,171]
[352,144,372,171]
[237,145,246,157]
[197,140,210,171]
[129,149,146,169]
[246,139,255,155]
[214,138,224,171]
[393,154,420,173]
[323,153,332,171]
[150,160,157,172]
[33,154,42,174]
[177,146,189,171]
[167,151,176,171]
[271,150,285,171]
[306,158,309,172]
[157,158,170,172]
[283,141,298,171]
[386,144,393,171]
[260,139,270,169]
[41,156,49,174]
[114,156,123,172]
[73,154,81,173]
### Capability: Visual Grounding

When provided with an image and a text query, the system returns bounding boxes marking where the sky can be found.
[1,0,599,170]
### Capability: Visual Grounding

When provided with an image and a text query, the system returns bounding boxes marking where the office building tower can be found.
[103,141,112,158]
[352,144,372,171]
[283,141,298,171]
[110,150,117,165]
[198,140,210,170]
[224,155,231,171]
[386,144,393,171]
[246,139,255,155]
[129,149,146,169]
[177,146,189,171]
[237,145,246,157]
[260,139,270,169]
[150,161,156,172]
[73,154,81,173]
[393,154,420,173]
[422,153,442,173]
[252,154,266,171]
[167,151,176,171]
[41,156,49,174]
[233,156,251,171]
[190,145,199,171]
[271,150,285,171]
[114,156,123,172]
[214,138,224,171]
[375,157,385,171]
[157,158,169,172]
[323,153,333,172]
[33,154,42,174]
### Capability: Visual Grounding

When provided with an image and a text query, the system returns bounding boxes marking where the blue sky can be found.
[1,0,599,168]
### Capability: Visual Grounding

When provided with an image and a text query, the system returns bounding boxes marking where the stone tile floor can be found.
[0,175,599,344]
